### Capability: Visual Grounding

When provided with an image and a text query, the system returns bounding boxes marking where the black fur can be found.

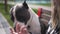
[15,5,30,24]
[10,1,30,25]
[10,7,14,22]
[23,0,29,9]
[10,1,41,34]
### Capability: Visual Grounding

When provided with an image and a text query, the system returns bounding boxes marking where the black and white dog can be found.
[10,0,41,34]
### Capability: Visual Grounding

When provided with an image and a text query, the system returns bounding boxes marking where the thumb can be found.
[10,28,15,34]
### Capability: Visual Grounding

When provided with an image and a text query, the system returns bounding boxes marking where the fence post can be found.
[37,8,42,17]
[5,0,8,13]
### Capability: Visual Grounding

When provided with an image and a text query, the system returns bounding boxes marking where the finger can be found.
[18,32,22,34]
[23,28,28,32]
[10,28,18,34]
[20,25,26,32]
[23,28,29,34]
[20,26,29,34]
[10,28,15,34]
[16,23,20,33]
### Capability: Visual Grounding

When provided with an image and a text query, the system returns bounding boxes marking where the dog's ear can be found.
[23,0,29,9]
[10,7,14,22]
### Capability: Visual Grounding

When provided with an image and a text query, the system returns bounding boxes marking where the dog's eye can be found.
[27,25,30,29]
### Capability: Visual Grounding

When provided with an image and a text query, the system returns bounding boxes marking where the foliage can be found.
[0,3,13,27]
[32,8,38,14]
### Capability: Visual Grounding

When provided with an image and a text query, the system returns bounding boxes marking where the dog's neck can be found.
[26,12,33,27]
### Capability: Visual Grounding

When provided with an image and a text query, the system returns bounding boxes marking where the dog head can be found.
[10,1,41,34]
[10,1,30,25]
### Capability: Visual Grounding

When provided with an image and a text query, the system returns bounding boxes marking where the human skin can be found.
[10,23,29,34]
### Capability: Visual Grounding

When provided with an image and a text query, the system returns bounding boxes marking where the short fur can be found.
[10,1,41,34]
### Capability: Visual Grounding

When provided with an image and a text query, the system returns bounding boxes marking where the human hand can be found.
[10,23,29,34]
